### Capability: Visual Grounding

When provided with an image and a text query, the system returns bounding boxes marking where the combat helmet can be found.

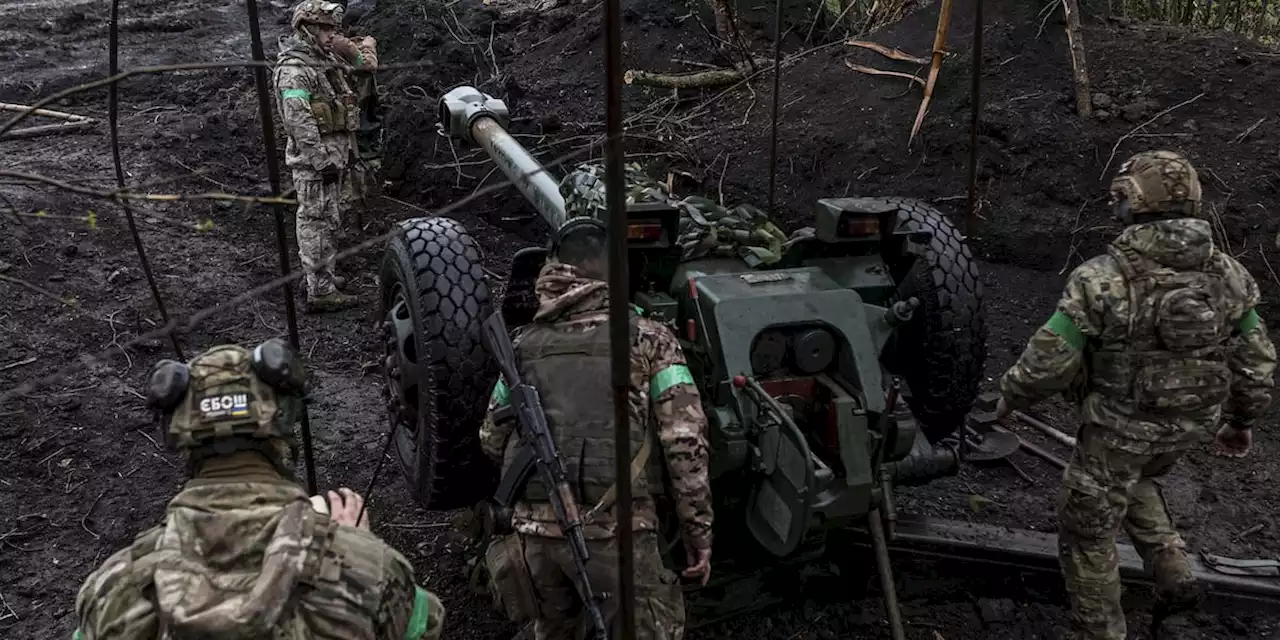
[144,339,308,455]
[291,0,344,31]
[1109,149,1202,221]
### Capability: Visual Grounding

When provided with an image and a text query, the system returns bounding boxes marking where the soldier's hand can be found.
[682,546,711,587]
[328,487,370,529]
[327,34,360,61]
[1214,424,1253,458]
[359,35,377,49]
[995,396,1012,421]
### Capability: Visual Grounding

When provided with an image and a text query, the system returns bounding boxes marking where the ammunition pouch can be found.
[483,533,539,623]
[310,94,357,134]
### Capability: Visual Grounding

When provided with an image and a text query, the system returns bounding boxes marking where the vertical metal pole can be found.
[868,507,907,640]
[245,0,318,494]
[965,0,984,238]
[765,0,784,215]
[603,0,634,632]
[109,0,184,361]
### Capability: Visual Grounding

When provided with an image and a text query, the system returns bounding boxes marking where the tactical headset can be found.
[144,338,308,417]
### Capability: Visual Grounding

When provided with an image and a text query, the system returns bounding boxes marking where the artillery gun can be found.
[378,85,987,618]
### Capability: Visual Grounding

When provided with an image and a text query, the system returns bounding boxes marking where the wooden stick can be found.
[0,102,93,122]
[0,121,96,140]
[1060,0,1092,118]
[1012,410,1077,447]
[845,39,930,65]
[845,60,925,87]
[909,0,953,148]
[624,68,746,89]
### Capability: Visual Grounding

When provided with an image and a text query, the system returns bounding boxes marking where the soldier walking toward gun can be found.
[995,150,1276,640]
[274,0,375,313]
[73,340,445,640]
[478,216,715,639]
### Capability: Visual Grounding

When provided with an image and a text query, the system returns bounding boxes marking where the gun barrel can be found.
[439,85,567,230]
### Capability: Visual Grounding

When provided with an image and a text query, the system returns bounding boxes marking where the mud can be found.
[2,0,1279,638]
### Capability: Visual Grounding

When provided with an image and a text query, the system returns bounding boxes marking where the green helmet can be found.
[291,0,344,31]
[144,339,307,450]
[1109,150,1202,219]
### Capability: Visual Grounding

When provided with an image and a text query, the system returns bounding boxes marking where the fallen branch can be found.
[844,60,925,88]
[624,67,748,89]
[0,170,296,206]
[1232,117,1266,144]
[908,0,953,148]
[0,121,96,141]
[0,102,94,122]
[0,274,78,307]
[1098,92,1206,180]
[845,39,929,64]
[0,356,37,372]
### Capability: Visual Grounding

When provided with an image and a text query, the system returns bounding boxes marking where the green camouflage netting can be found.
[559,163,809,267]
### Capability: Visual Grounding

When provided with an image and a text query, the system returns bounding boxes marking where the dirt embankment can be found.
[2,0,1280,639]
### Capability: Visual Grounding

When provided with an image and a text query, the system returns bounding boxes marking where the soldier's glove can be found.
[320,165,341,184]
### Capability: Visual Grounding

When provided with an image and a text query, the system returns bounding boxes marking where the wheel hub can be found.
[382,292,421,435]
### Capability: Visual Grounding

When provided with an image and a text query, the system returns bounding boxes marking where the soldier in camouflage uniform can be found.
[996,150,1276,640]
[274,0,376,313]
[478,211,714,639]
[73,340,445,640]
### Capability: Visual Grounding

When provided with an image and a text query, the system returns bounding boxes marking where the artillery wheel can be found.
[881,198,987,443]
[380,216,499,510]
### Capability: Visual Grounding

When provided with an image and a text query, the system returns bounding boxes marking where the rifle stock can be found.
[481,312,610,640]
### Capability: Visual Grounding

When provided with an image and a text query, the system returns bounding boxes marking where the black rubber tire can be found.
[880,198,987,444]
[381,216,499,510]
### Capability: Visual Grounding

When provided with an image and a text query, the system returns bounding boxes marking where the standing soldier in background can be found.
[274,0,373,313]
[478,215,714,639]
[996,150,1276,640]
[339,5,384,223]
[73,340,445,640]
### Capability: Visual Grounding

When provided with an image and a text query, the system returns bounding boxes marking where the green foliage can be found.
[1093,0,1278,39]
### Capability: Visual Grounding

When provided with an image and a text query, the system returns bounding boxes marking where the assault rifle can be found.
[480,311,609,640]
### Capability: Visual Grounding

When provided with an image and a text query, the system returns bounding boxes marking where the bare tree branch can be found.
[0,170,296,206]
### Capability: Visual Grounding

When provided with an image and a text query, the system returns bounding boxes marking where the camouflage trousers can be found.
[1058,425,1195,640]
[521,531,685,640]
[294,175,343,298]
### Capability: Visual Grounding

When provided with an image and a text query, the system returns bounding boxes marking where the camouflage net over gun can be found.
[559,163,813,267]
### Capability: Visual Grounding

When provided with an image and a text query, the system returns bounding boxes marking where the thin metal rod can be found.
[868,507,907,640]
[765,0,784,215]
[109,0,184,361]
[603,0,634,630]
[358,419,398,528]
[965,0,984,238]
[244,0,317,494]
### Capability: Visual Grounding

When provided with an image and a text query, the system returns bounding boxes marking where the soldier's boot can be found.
[306,290,360,314]
[1149,548,1201,636]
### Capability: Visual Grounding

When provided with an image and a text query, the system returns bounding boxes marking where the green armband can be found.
[73,631,85,640]
[1240,308,1261,334]
[491,380,510,406]
[650,364,694,400]
[280,88,311,101]
[1044,311,1086,350]
[404,586,431,640]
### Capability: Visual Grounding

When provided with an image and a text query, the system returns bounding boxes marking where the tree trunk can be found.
[1062,0,1093,118]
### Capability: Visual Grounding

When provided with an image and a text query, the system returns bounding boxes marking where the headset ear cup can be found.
[252,338,308,395]
[145,360,190,412]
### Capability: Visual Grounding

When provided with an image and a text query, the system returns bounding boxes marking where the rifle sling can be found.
[581,428,653,526]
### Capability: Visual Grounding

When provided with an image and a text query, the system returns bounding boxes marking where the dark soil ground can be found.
[3,0,1280,638]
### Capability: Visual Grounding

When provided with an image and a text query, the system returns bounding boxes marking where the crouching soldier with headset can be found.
[73,339,445,640]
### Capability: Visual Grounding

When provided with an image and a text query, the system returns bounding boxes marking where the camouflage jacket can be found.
[478,262,715,549]
[1000,218,1277,454]
[273,35,371,180]
[73,453,442,640]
